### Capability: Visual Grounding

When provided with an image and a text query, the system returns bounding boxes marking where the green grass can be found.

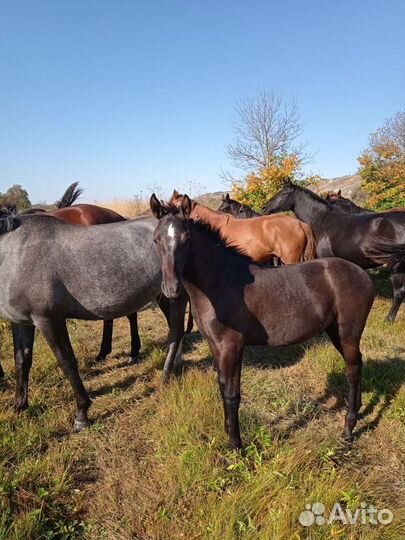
[0,290,405,539]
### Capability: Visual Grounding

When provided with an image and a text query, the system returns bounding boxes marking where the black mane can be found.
[293,183,331,207]
[189,218,262,263]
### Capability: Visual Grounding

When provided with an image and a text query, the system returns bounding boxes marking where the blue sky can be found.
[1,0,404,203]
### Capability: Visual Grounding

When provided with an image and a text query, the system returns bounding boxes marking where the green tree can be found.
[358,111,405,210]
[0,184,31,210]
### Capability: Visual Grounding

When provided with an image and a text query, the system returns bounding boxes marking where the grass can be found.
[0,284,405,539]
[93,197,150,218]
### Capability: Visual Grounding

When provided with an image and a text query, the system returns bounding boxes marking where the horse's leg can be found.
[340,338,363,441]
[386,268,405,322]
[127,312,141,365]
[157,293,187,382]
[325,322,362,414]
[185,305,194,334]
[11,323,35,411]
[211,340,243,449]
[0,362,4,380]
[35,317,91,431]
[95,320,113,361]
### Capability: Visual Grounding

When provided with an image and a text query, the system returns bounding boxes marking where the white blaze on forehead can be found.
[167,223,175,239]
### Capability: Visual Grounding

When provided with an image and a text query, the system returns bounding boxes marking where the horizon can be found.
[1,0,404,204]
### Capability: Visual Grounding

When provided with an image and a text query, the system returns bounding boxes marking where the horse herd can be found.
[0,180,404,449]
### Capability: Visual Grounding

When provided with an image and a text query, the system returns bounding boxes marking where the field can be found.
[1,272,405,540]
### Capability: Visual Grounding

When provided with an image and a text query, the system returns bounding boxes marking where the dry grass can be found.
[1,276,405,539]
[93,198,150,218]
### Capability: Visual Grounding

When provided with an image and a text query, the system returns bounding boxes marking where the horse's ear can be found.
[325,192,331,200]
[285,177,293,187]
[150,193,163,219]
[181,194,192,218]
[337,189,341,197]
[225,193,230,202]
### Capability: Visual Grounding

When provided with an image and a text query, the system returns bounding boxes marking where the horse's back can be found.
[0,215,161,322]
[243,258,374,346]
[47,204,126,225]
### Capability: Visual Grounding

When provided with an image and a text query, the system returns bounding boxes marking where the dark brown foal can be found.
[151,194,375,449]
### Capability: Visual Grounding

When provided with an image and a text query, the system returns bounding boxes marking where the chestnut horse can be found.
[170,191,317,264]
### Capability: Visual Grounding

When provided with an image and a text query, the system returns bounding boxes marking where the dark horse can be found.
[0,213,186,430]
[325,191,405,215]
[263,180,405,322]
[217,193,261,218]
[150,194,374,449]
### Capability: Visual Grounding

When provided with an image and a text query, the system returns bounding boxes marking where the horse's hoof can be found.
[342,431,354,445]
[95,354,107,362]
[14,401,29,413]
[74,418,91,432]
[161,371,172,384]
[230,439,243,452]
[127,355,140,365]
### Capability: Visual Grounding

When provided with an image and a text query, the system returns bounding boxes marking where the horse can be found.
[170,191,317,264]
[217,193,260,218]
[217,194,281,265]
[0,183,142,381]
[150,194,374,449]
[325,191,405,215]
[262,180,405,321]
[0,213,186,430]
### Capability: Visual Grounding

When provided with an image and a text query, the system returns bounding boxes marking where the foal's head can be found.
[217,193,243,216]
[150,193,192,299]
[262,178,296,214]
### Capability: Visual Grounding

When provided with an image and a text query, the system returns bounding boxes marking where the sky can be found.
[0,0,404,203]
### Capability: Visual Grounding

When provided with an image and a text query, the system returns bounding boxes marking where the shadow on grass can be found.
[368,267,392,299]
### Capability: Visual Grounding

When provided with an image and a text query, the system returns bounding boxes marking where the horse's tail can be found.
[0,215,20,234]
[57,182,83,208]
[365,237,405,270]
[301,222,317,261]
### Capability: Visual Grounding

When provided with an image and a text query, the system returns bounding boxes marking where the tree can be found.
[358,111,405,210]
[226,91,306,172]
[224,91,316,211]
[0,184,31,210]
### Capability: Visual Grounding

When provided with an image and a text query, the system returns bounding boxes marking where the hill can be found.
[196,174,365,209]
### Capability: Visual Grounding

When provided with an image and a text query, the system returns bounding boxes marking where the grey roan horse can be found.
[0,214,186,430]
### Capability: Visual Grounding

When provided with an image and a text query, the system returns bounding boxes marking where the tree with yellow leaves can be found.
[358,112,405,210]
[224,92,316,212]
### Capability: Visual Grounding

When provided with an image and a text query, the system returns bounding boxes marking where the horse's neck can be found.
[183,225,231,290]
[244,206,260,217]
[293,189,330,229]
[193,203,229,230]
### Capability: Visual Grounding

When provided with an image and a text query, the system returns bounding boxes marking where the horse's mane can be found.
[164,202,254,261]
[191,219,255,261]
[168,192,254,258]
[293,183,331,207]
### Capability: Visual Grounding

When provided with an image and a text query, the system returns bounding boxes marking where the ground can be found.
[0,271,405,540]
